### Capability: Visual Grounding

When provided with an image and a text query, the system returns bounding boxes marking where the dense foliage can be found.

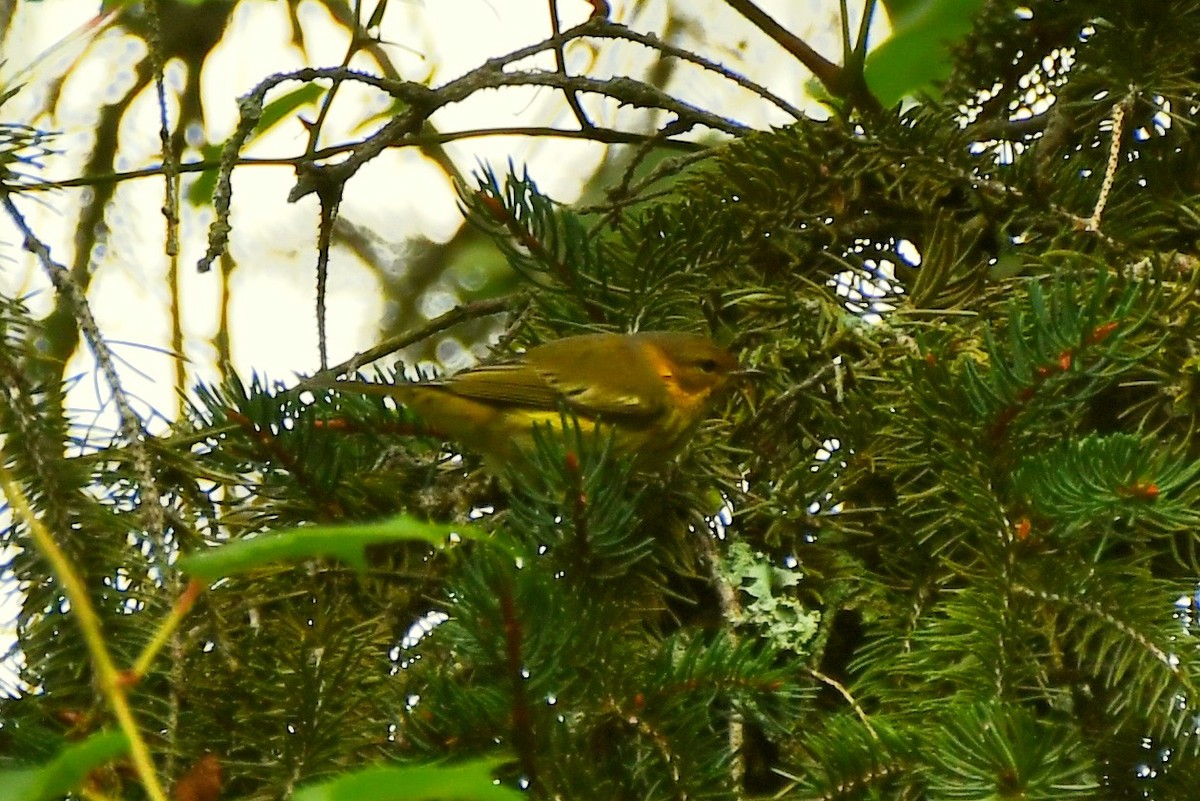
[3,1,1200,799]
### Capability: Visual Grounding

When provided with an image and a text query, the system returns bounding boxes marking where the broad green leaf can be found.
[865,0,985,106]
[179,514,493,580]
[0,731,129,801]
[293,757,522,801]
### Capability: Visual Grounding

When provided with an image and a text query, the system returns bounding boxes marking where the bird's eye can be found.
[696,358,719,373]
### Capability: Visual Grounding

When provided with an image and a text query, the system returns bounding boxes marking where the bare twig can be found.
[129,581,204,681]
[722,0,882,115]
[807,667,879,738]
[587,22,806,122]
[549,0,594,129]
[694,532,746,788]
[143,2,185,780]
[853,0,878,58]
[145,0,180,261]
[314,182,344,370]
[196,17,753,272]
[18,126,704,194]
[320,292,522,378]
[498,579,538,788]
[1,194,166,543]
[579,149,715,226]
[72,292,522,469]
[722,0,842,92]
[295,0,389,369]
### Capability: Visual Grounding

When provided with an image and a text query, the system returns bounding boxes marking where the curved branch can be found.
[588,21,806,121]
[722,0,883,116]
[195,16,753,272]
[721,0,842,88]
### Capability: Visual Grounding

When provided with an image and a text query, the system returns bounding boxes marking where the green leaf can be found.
[185,142,224,206]
[0,731,129,801]
[866,0,986,106]
[255,83,325,137]
[178,514,496,580]
[186,83,324,206]
[293,757,522,801]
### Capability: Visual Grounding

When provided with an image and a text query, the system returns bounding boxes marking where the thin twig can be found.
[722,0,883,116]
[1086,92,1132,232]
[297,1,383,368]
[693,532,746,788]
[721,0,842,93]
[1,193,166,544]
[129,580,204,681]
[839,0,852,69]
[144,2,186,780]
[807,667,878,738]
[580,149,715,233]
[321,292,522,378]
[587,22,805,121]
[145,0,180,261]
[853,0,878,58]
[17,125,705,194]
[196,16,752,271]
[498,579,538,788]
[548,0,593,129]
[314,183,344,370]
[72,292,522,468]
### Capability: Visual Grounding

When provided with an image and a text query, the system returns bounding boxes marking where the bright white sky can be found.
[0,0,886,694]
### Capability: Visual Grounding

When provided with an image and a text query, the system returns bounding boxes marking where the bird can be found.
[312,331,743,473]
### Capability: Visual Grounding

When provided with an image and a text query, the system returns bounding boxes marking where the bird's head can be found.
[639,332,745,409]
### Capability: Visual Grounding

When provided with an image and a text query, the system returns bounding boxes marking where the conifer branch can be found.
[129,580,204,681]
[0,459,169,801]
[498,581,538,788]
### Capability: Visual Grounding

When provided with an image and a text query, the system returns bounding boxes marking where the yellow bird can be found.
[316,331,743,472]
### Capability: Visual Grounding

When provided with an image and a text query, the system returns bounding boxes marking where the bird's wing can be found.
[441,362,565,410]
[449,356,662,421]
[539,369,661,420]
[526,336,664,420]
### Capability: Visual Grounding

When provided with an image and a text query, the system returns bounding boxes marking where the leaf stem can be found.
[130,579,204,681]
[0,460,169,801]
